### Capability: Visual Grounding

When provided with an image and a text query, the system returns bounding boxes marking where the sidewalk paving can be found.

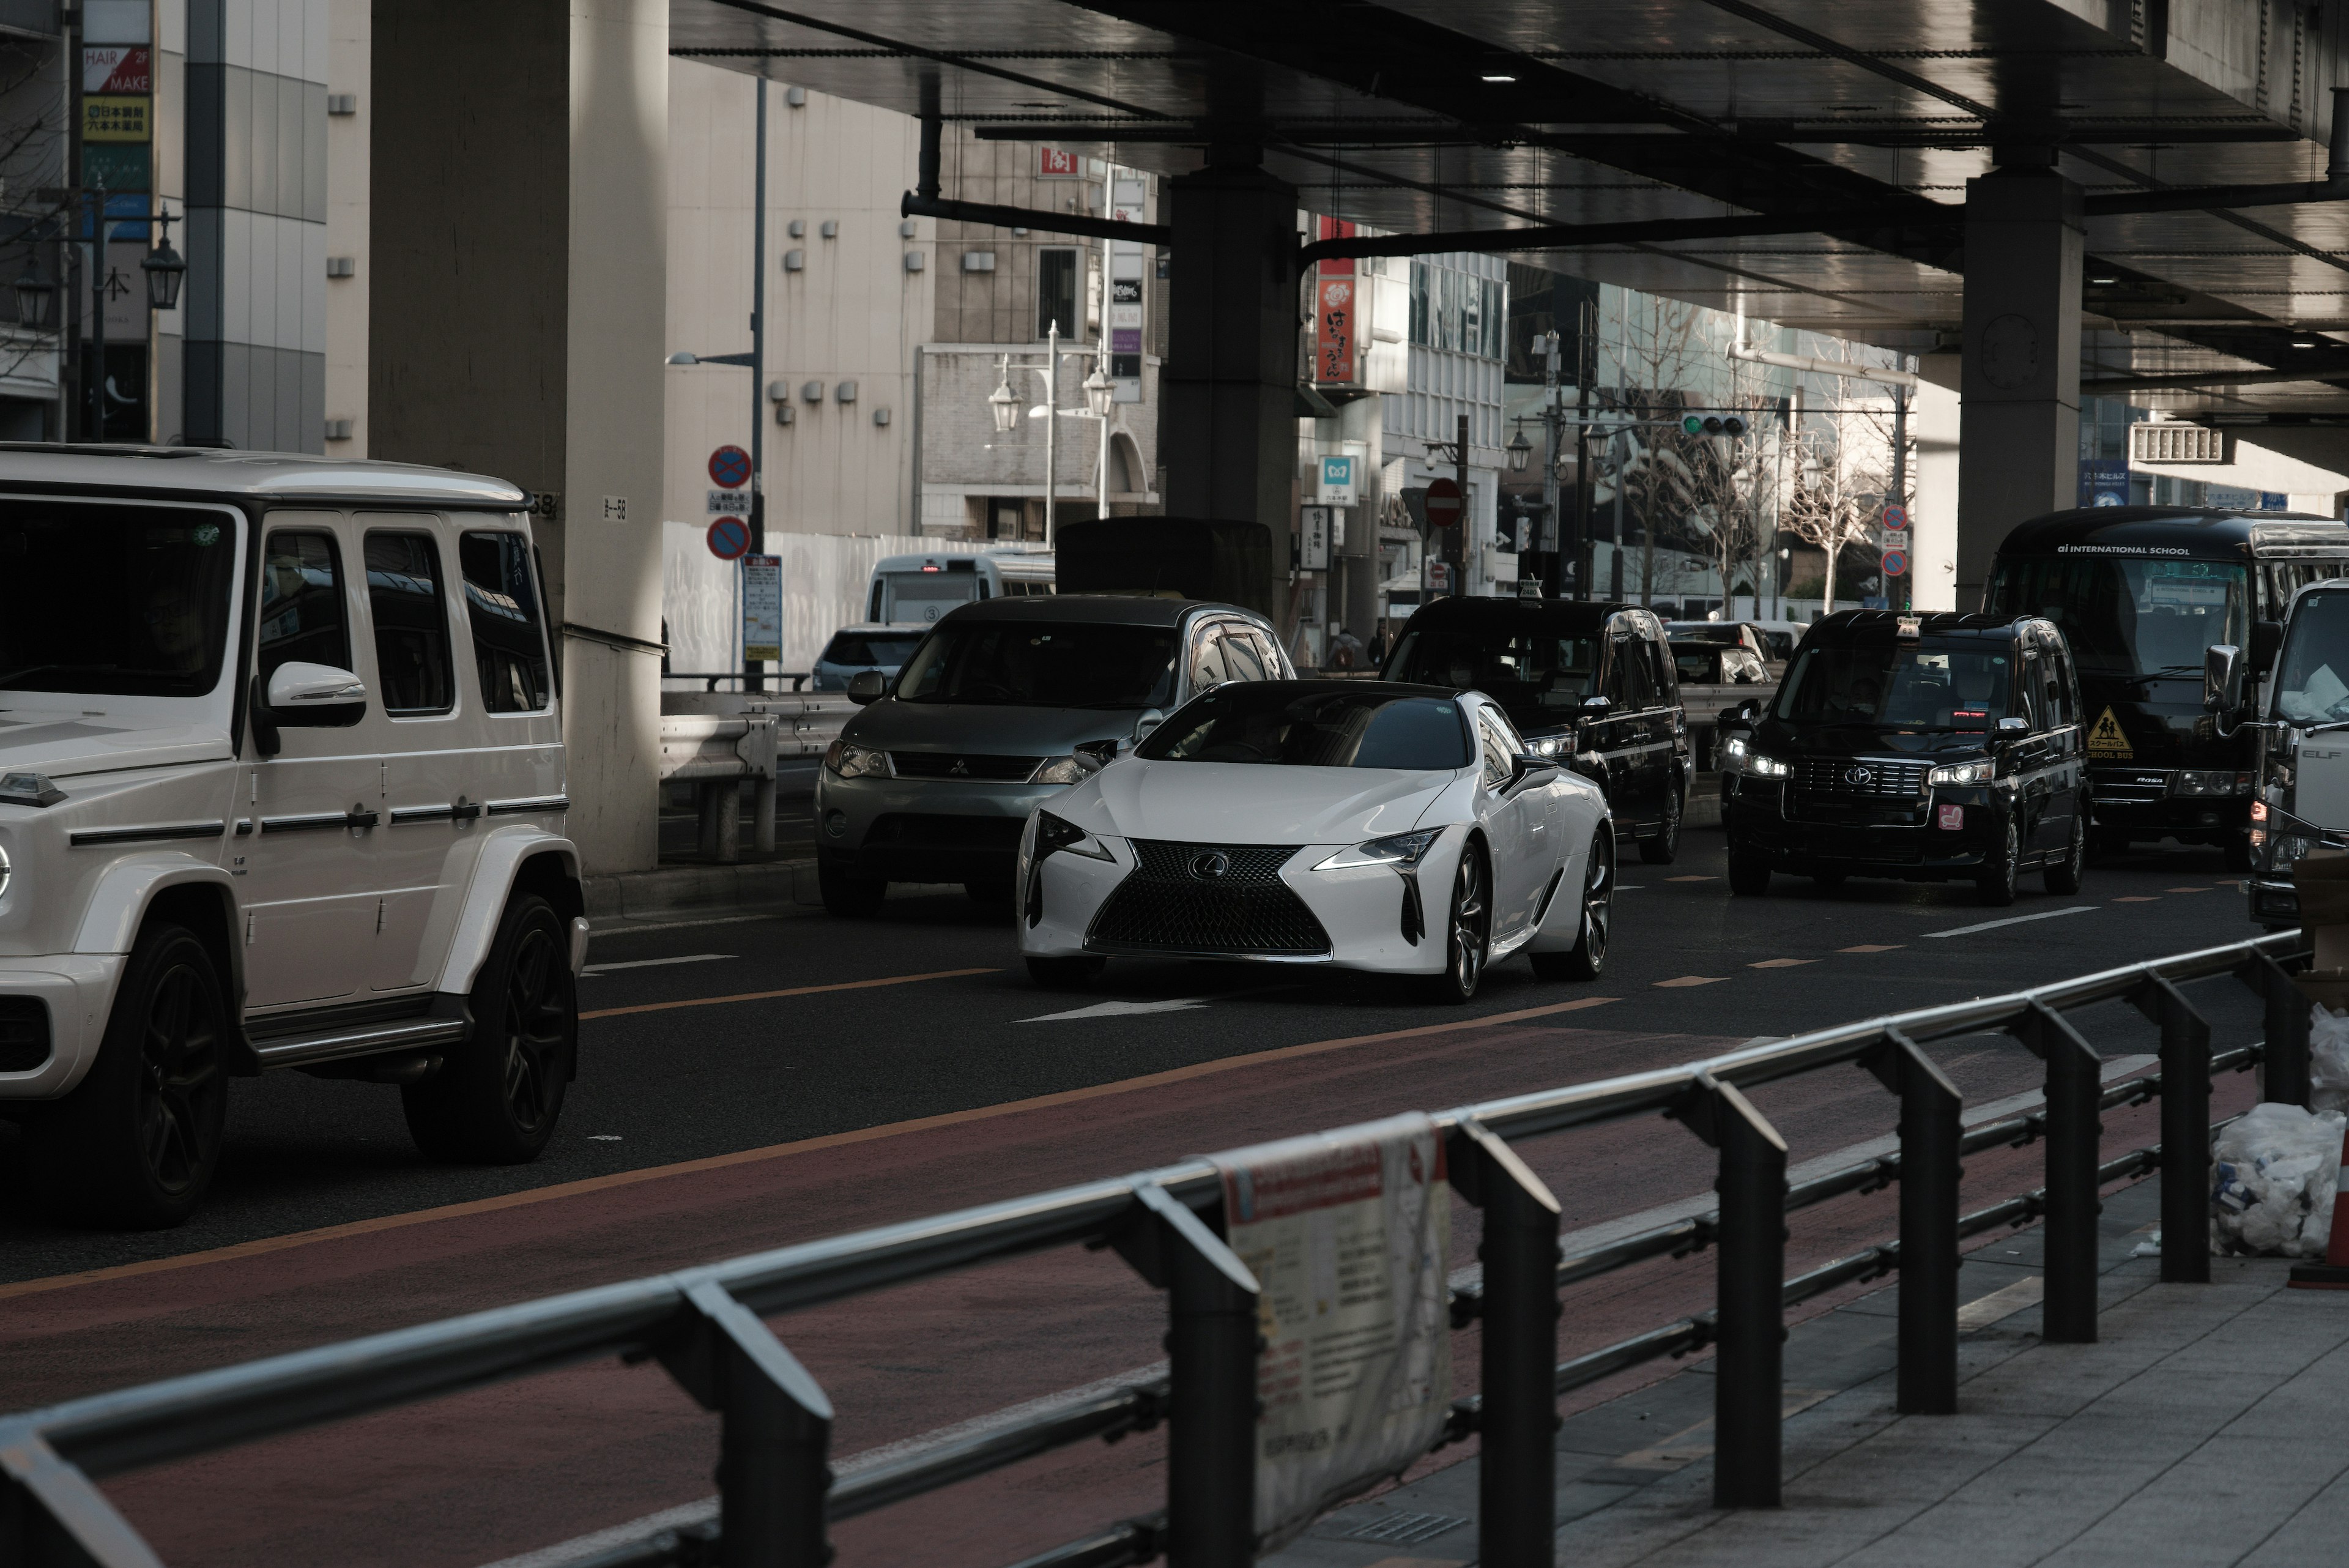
[1278,1176,2349,1568]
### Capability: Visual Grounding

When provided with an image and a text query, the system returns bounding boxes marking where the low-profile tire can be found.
[818,861,886,917]
[403,893,574,1165]
[1534,831,1614,982]
[1424,841,1492,1005]
[1977,819,2021,907]
[1638,784,1683,865]
[28,922,229,1229]
[1025,955,1105,989]
[2045,812,2087,895]
[1727,851,1771,897]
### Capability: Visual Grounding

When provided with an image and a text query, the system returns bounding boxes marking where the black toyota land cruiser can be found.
[1719,610,2088,904]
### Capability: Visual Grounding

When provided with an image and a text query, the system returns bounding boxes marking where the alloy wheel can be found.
[135,960,225,1196]
[1450,847,1490,995]
[1581,834,1612,970]
[500,925,569,1134]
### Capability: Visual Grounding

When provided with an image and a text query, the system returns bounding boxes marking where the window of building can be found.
[1038,248,1079,341]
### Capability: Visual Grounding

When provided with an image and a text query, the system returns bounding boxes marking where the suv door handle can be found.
[344,806,381,829]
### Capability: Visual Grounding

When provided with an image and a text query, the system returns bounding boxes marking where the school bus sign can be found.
[2087,705,2133,760]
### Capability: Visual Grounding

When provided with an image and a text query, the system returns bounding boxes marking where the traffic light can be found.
[1680,414,1748,437]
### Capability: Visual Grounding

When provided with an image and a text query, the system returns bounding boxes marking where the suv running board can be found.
[253,1015,469,1071]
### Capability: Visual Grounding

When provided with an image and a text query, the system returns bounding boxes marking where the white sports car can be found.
[1015,680,1614,1002]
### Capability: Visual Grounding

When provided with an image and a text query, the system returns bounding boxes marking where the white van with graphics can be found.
[0,450,583,1227]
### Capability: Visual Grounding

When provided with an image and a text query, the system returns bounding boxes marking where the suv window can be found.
[459,531,552,713]
[365,531,455,715]
[0,500,238,697]
[1221,625,1268,682]
[259,531,352,684]
[1611,636,1657,710]
[1189,624,1231,689]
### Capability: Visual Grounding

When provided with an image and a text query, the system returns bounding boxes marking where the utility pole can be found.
[1574,297,1595,601]
[1540,329,1560,598]
[1453,412,1469,598]
[62,0,80,439]
[88,182,108,439]
[1890,360,1910,612]
[1044,319,1059,543]
[745,78,769,691]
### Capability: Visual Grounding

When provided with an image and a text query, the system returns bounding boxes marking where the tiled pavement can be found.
[1275,1177,2349,1568]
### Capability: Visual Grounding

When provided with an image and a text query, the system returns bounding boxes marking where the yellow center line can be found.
[0,995,1621,1304]
[580,967,999,1020]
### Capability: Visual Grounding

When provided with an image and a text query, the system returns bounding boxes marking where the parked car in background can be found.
[811,623,924,691]
[1671,639,1777,769]
[1017,680,1614,1001]
[0,451,584,1228]
[1721,610,2087,904]
[865,546,1055,626]
[1669,617,1797,673]
[815,595,1291,913]
[1381,596,1690,863]
[1669,640,1770,689]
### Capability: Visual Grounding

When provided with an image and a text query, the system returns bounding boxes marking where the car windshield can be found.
[2274,589,2349,723]
[0,500,238,697]
[892,620,1178,707]
[1773,644,2011,737]
[1986,554,2248,680]
[1138,685,1472,769]
[822,631,922,667]
[1384,625,1603,708]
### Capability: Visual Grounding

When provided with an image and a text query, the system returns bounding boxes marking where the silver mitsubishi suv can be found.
[0,448,584,1227]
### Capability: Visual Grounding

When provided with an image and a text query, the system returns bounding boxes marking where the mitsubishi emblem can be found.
[948,758,969,776]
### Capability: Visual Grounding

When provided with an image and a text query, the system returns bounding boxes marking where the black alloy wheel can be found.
[30,923,229,1228]
[1429,841,1491,1004]
[1727,850,1771,897]
[1535,830,1613,981]
[404,893,574,1164]
[819,861,887,917]
[1977,819,2021,907]
[1638,782,1683,865]
[2045,812,2087,895]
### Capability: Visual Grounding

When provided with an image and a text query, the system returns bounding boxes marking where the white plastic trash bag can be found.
[2211,1101,2345,1258]
[2313,1004,2349,1114]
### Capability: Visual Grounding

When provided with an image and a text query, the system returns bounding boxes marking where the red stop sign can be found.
[1424,477,1463,529]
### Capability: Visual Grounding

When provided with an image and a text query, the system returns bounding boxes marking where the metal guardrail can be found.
[664,671,814,693]
[0,931,2312,1568]
[655,694,853,863]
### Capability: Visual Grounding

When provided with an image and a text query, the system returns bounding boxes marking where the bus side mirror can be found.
[2203,644,2245,715]
[2251,620,2284,675]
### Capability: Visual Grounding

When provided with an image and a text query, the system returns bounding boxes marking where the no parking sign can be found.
[707,516,750,561]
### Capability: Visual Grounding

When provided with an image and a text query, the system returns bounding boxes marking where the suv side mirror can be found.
[265,661,366,728]
[1576,694,1612,721]
[2250,620,2284,675]
[2203,642,2246,715]
[1996,715,2028,735]
[846,669,889,705]
[1510,752,1560,786]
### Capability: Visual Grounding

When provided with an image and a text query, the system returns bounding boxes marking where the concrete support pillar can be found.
[1956,168,2082,608]
[1163,162,1299,615]
[369,0,667,876]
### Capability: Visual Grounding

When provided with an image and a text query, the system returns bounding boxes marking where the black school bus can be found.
[1984,507,2349,866]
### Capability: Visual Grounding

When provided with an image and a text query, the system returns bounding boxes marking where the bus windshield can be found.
[2274,589,2349,724]
[1986,555,2247,681]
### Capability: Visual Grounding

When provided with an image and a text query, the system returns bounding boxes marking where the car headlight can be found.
[2174,769,2254,797]
[1929,760,1994,786]
[1743,752,1790,779]
[1031,754,1097,786]
[1034,809,1113,861]
[1315,828,1442,872]
[823,740,891,779]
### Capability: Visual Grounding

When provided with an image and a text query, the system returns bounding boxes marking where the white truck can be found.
[0,450,584,1227]
[2236,579,2349,927]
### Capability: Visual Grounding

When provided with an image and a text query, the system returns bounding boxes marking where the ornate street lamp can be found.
[13,268,53,330]
[1506,428,1532,474]
[140,209,185,312]
[1082,364,1114,420]
[987,359,1020,434]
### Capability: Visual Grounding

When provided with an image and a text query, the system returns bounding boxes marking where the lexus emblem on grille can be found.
[948,759,969,776]
[1846,766,1874,786]
[1190,851,1232,880]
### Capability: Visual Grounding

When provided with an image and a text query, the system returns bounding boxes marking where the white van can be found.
[867,546,1054,626]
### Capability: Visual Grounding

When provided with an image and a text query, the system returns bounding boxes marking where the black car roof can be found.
[937,594,1244,627]
[1398,597,1652,632]
[1995,505,2343,559]
[1200,677,1464,701]
[1801,609,2043,647]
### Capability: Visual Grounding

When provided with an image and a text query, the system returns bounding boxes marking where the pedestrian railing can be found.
[0,931,2310,1568]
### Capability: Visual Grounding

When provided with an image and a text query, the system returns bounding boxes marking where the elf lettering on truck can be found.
[866,548,1054,625]
[1986,507,2349,871]
[2236,580,2349,927]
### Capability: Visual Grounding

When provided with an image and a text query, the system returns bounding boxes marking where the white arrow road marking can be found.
[581,953,735,976]
[1019,996,1218,1023]
[1922,906,2095,940]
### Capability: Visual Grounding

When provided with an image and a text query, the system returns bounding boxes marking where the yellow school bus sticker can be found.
[2086,705,2133,759]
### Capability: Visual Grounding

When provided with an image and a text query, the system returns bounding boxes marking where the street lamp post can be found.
[985,324,1110,544]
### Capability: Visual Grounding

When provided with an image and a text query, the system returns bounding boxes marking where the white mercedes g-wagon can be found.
[0,449,584,1227]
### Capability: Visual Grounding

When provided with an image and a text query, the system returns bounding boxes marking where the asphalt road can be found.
[0,828,2279,1567]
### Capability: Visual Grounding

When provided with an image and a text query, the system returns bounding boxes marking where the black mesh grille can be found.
[0,997,50,1072]
[1088,840,1330,956]
[889,752,1042,781]
[1795,757,1929,797]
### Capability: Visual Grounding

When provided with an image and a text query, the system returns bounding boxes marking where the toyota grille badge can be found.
[1846,765,1874,786]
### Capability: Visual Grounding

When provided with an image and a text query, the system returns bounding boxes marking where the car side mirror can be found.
[264,661,366,728]
[2251,620,2284,675]
[1996,715,2028,735]
[1133,707,1165,741]
[1511,752,1560,786]
[1726,698,1760,726]
[2203,643,2245,715]
[1073,737,1121,768]
[1576,694,1612,721]
[846,669,888,705]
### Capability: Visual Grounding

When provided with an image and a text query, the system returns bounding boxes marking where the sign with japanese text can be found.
[1316,455,1357,507]
[83,95,149,143]
[1314,277,1356,384]
[742,554,782,662]
[1300,505,1332,570]
[1216,1115,1452,1550]
[1037,146,1080,178]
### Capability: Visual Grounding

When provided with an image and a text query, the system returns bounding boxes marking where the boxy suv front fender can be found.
[433,828,584,998]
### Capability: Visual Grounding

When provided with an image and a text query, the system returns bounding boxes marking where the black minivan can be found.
[1382,596,1691,863]
[1719,611,2088,904]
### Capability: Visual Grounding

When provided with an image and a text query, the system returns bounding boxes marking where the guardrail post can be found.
[2013,1002,2103,1342]
[1,1428,163,1568]
[2239,950,2312,1108]
[1671,1074,1787,1509]
[2133,976,2213,1284]
[657,1279,834,1567]
[1866,1029,1961,1414]
[1451,1118,1563,1566]
[1114,1183,1261,1568]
